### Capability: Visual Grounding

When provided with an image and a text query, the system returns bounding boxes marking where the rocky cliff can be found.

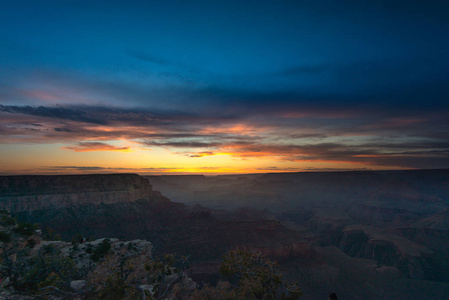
[0,174,157,212]
[4,171,449,299]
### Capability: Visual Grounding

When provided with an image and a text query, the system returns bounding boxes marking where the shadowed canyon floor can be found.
[1,171,449,299]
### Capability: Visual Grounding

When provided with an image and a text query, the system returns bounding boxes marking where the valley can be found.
[1,170,449,299]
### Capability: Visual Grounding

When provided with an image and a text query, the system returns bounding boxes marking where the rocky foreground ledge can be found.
[0,208,196,299]
[0,174,159,213]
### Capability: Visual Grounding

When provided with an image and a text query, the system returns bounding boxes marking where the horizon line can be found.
[2,168,449,177]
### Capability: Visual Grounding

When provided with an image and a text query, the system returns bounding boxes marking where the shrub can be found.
[26,238,37,248]
[0,215,16,226]
[14,222,38,236]
[0,230,11,243]
[220,249,302,300]
[91,239,112,262]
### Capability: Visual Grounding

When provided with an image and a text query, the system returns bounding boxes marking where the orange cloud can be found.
[63,142,130,152]
[199,123,267,135]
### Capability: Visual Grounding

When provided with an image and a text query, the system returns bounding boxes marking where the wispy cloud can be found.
[187,151,215,158]
[0,105,107,125]
[30,165,231,176]
[63,142,130,152]
[126,50,195,71]
[141,140,222,148]
[1,103,449,169]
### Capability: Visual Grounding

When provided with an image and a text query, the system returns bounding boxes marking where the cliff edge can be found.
[0,174,157,212]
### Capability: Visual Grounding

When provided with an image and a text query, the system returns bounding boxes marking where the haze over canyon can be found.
[1,170,449,299]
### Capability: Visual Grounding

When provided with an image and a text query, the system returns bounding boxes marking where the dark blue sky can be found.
[1,0,449,174]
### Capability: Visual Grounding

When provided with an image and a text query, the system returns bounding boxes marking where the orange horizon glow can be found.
[0,106,443,175]
[1,2,448,176]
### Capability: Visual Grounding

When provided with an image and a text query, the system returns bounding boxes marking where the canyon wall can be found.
[0,174,157,213]
[5,171,449,299]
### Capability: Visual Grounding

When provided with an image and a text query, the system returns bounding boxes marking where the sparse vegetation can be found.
[71,233,84,245]
[43,227,62,241]
[192,249,302,300]
[91,238,112,261]
[14,222,38,236]
[1,215,17,226]
[0,209,302,299]
[0,230,11,243]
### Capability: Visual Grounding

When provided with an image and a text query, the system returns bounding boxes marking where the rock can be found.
[70,280,86,291]
[0,174,155,213]
[181,275,197,291]
[88,237,118,246]
[138,284,155,294]
[0,289,34,299]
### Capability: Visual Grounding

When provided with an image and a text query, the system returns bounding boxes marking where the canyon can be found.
[0,174,156,212]
[1,171,449,299]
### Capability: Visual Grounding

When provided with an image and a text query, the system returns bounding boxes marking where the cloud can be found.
[301,167,371,172]
[44,166,107,171]
[62,142,129,152]
[188,151,215,158]
[27,165,225,176]
[3,53,449,121]
[141,140,222,148]
[0,105,107,125]
[2,103,449,169]
[54,127,77,133]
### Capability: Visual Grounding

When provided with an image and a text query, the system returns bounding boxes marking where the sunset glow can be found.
[1,1,449,175]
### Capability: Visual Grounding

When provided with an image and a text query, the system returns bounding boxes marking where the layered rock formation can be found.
[146,170,449,299]
[0,174,157,212]
[3,171,449,299]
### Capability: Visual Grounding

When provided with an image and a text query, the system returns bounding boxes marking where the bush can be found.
[95,276,140,300]
[0,215,16,226]
[219,249,302,300]
[44,228,62,241]
[26,238,37,248]
[0,230,11,243]
[91,239,112,262]
[71,233,83,245]
[14,222,38,236]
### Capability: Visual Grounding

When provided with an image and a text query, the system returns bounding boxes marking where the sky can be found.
[1,0,449,175]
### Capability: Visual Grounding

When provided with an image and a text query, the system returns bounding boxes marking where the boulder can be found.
[70,280,86,291]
